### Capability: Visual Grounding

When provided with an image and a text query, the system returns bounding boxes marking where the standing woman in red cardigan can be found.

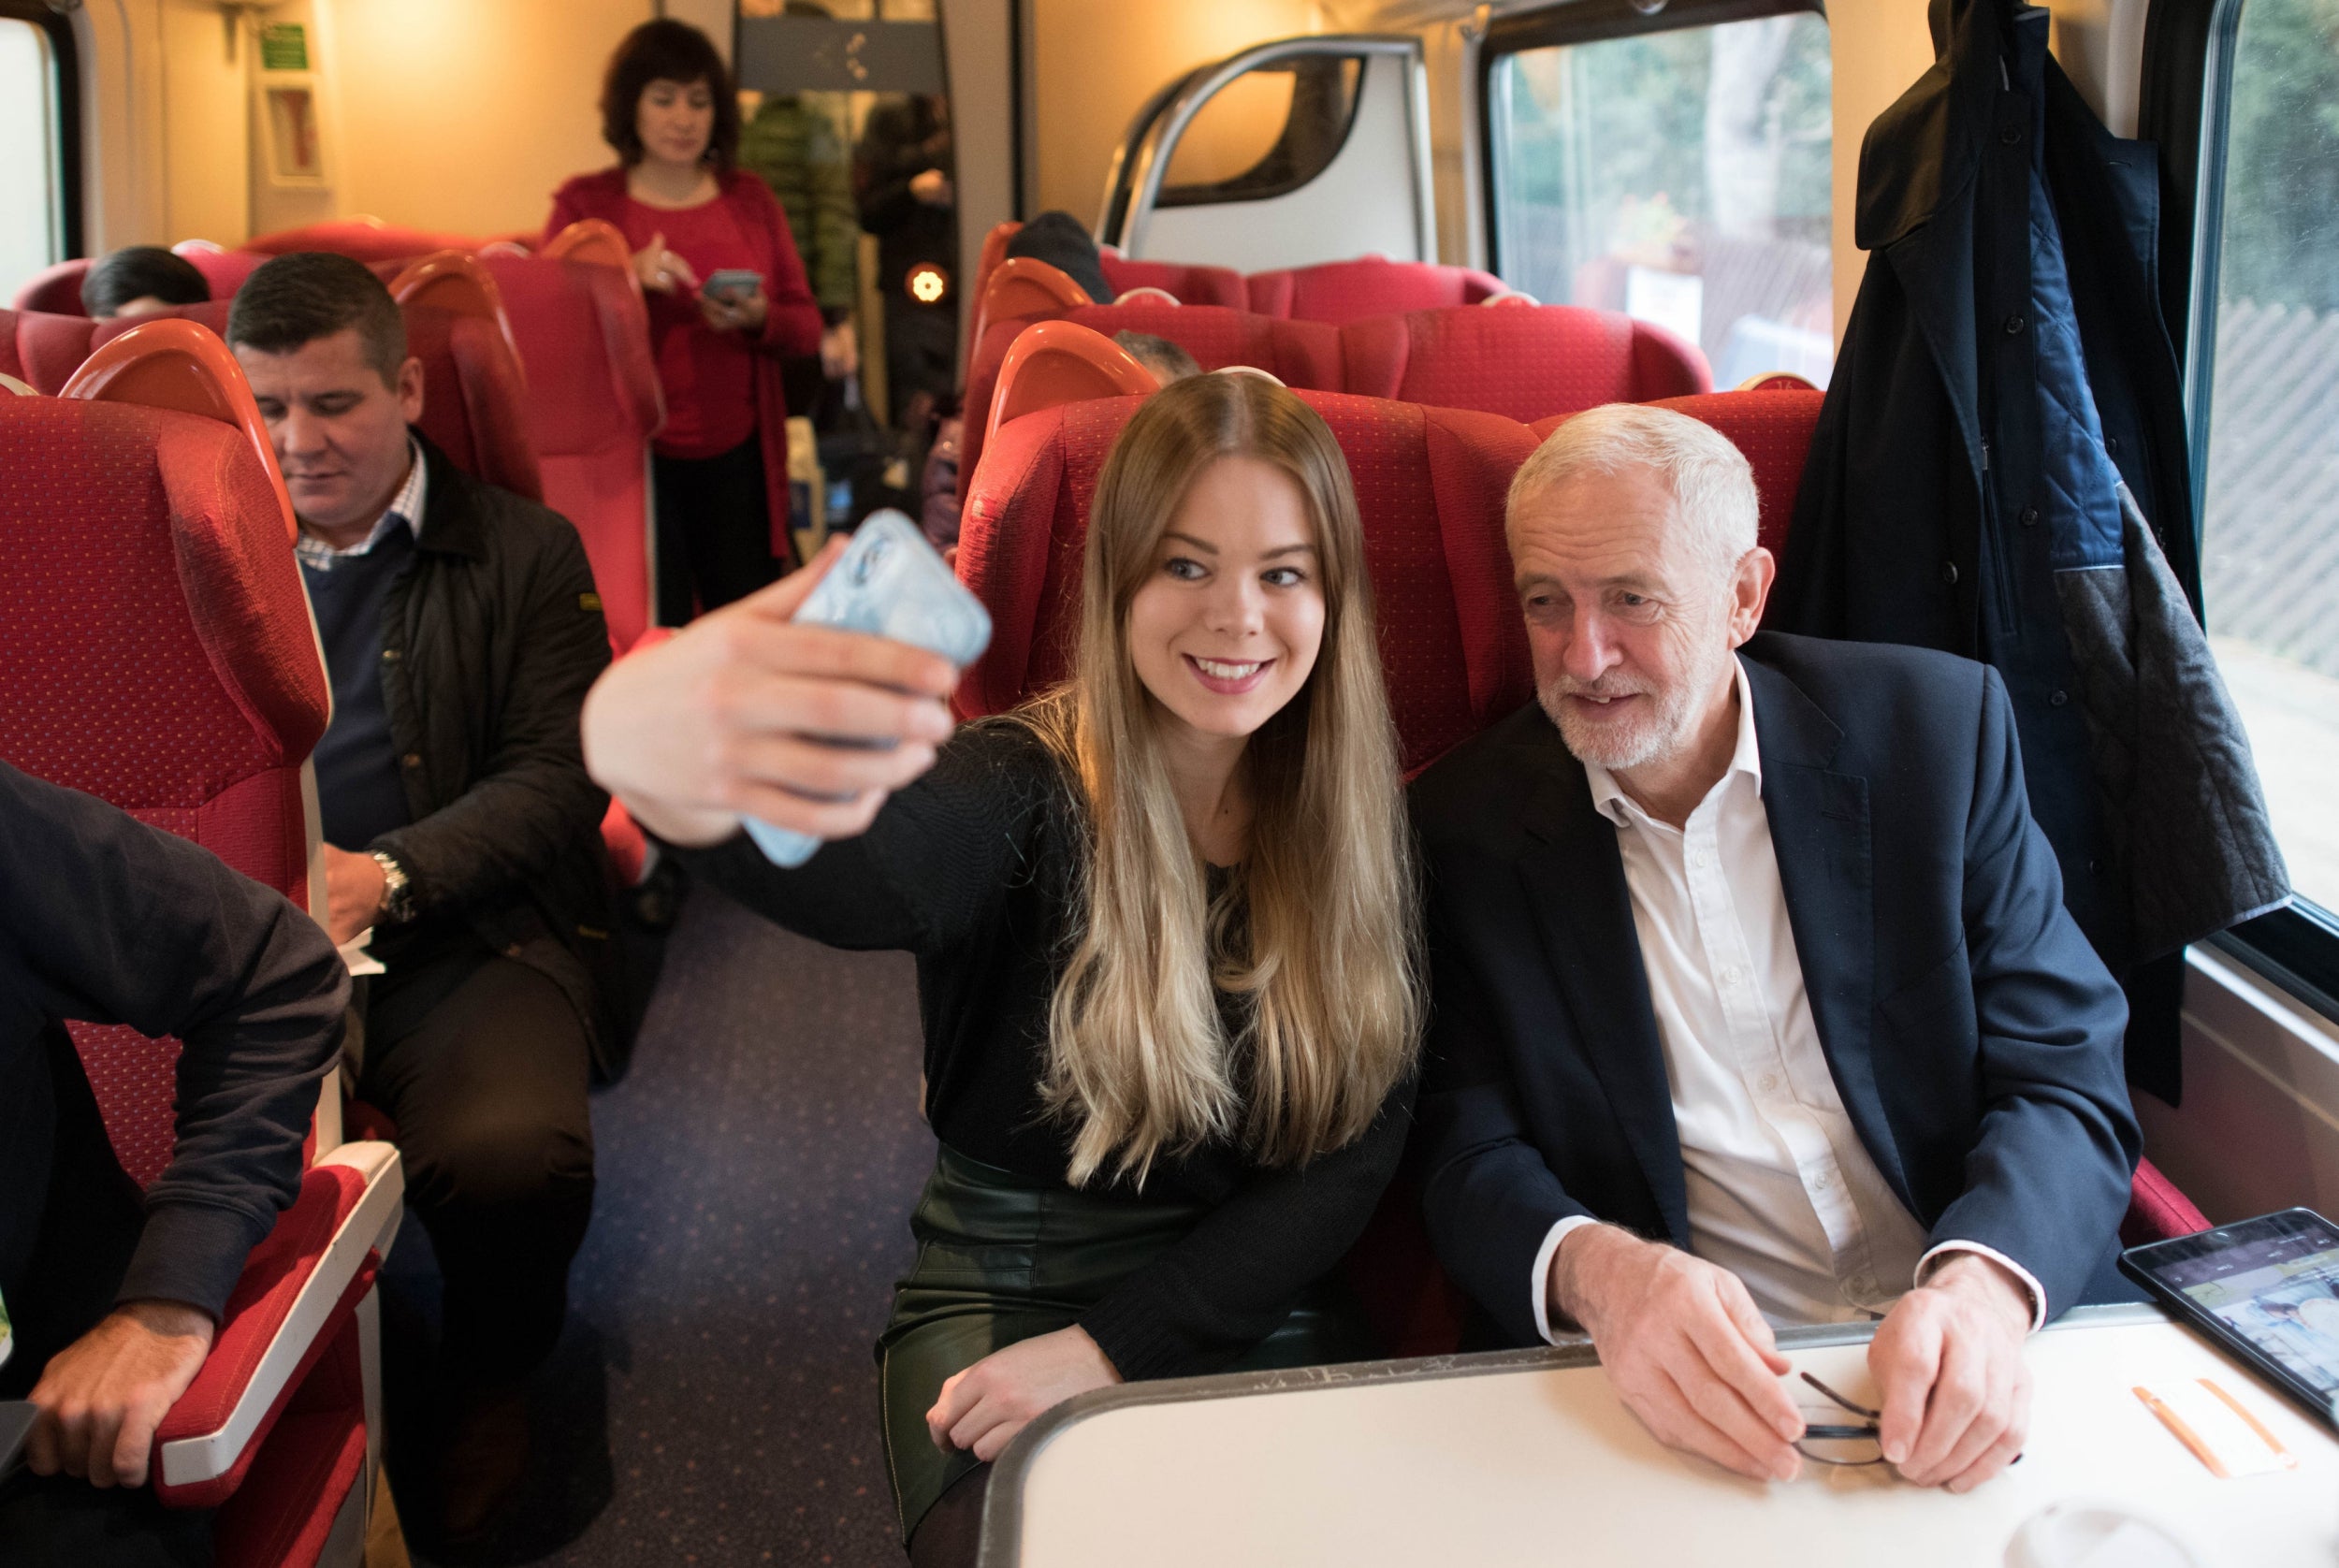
[549,20,822,624]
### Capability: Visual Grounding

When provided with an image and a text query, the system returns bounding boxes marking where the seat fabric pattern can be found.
[1,309,103,394]
[400,305,545,503]
[210,1316,370,1566]
[1097,254,1247,308]
[0,398,327,1185]
[10,260,93,315]
[481,256,661,649]
[1246,258,1507,324]
[959,302,1716,507]
[1366,308,1711,421]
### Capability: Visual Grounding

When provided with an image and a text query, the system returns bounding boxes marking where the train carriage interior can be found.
[3,0,2338,1564]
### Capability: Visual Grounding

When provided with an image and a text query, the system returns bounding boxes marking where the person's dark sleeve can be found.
[1411,861,1594,1349]
[1928,665,2140,1316]
[372,520,612,917]
[746,179,824,359]
[0,762,346,1322]
[854,124,929,235]
[675,722,1055,956]
[1078,1073,1416,1380]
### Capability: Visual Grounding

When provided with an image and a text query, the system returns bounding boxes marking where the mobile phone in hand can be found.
[744,512,991,868]
[703,269,763,302]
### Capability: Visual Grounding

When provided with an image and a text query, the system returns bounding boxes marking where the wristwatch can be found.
[369,850,415,924]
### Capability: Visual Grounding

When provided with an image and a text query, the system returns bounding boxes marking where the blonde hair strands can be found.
[1025,375,1423,1186]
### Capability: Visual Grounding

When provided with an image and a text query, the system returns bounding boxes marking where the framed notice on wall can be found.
[255,76,330,187]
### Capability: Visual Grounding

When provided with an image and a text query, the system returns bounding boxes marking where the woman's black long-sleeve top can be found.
[676,718,1416,1382]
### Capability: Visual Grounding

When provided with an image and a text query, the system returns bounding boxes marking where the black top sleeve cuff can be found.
[116,1202,270,1324]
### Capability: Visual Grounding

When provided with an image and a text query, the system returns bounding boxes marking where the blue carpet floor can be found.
[388,881,933,1567]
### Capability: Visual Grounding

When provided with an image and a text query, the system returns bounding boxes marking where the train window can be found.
[2188,0,2339,962]
[0,4,75,300]
[1159,56,1365,208]
[1482,0,1831,386]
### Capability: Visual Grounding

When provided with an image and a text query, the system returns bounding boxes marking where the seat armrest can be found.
[153,1141,404,1507]
[2120,1155,2212,1248]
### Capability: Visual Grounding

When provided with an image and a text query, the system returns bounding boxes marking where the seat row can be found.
[969,219,1511,328]
[5,234,664,651]
[952,375,2216,1356]
[0,327,404,1568]
[956,296,1715,509]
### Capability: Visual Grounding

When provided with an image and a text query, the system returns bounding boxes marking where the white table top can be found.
[983,1307,2339,1567]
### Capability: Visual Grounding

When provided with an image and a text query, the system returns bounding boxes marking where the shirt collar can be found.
[293,437,427,571]
[1584,655,1762,828]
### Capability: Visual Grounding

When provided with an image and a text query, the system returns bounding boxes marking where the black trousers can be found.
[0,1033,213,1565]
[357,946,595,1389]
[653,438,777,626]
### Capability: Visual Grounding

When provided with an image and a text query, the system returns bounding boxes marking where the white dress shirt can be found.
[293,439,428,572]
[1530,657,2046,1339]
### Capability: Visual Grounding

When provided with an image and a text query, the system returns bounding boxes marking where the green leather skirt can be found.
[877,1144,1378,1542]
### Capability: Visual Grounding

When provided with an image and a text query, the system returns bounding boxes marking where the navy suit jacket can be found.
[1410,632,2140,1348]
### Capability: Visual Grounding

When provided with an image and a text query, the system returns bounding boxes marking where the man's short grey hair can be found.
[1506,403,1760,581]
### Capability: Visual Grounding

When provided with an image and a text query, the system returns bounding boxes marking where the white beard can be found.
[1538,633,1735,773]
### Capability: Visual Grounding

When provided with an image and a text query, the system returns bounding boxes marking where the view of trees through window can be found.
[2199,0,2339,911]
[1490,12,1832,386]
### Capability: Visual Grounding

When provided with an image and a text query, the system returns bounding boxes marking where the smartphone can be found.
[0,1401,36,1481]
[702,269,763,302]
[2121,1206,2339,1431]
[743,512,991,869]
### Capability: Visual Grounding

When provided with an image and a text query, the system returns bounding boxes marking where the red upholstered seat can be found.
[1098,253,1247,308]
[0,374,400,1563]
[957,303,1347,503]
[481,254,663,650]
[181,249,269,302]
[966,224,1246,321]
[243,217,497,263]
[7,348,322,1183]
[1647,388,1825,560]
[961,381,2210,1355]
[11,258,92,313]
[1245,256,1507,323]
[1346,306,1710,420]
[0,307,103,393]
[399,303,544,502]
[958,302,1710,508]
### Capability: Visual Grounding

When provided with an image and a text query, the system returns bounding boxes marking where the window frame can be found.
[0,0,81,268]
[1475,0,1828,284]
[2142,0,2339,1018]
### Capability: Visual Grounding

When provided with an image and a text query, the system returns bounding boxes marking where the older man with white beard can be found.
[1409,404,2141,1493]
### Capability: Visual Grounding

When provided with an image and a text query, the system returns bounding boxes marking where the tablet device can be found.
[0,1401,36,1481]
[703,269,763,301]
[2121,1207,2339,1430]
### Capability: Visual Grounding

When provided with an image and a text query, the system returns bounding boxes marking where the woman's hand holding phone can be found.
[581,537,959,849]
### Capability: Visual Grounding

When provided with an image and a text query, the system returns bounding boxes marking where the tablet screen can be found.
[2143,1212,2339,1397]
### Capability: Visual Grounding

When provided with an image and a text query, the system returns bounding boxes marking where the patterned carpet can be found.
[389,881,934,1567]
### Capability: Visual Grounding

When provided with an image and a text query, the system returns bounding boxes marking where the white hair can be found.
[1506,403,1759,582]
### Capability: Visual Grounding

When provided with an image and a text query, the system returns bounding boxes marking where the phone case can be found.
[744,513,992,869]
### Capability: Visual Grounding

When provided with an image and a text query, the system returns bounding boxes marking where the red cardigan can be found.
[547,167,822,563]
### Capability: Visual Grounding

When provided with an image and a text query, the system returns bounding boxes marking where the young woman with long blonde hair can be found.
[582,372,1423,1565]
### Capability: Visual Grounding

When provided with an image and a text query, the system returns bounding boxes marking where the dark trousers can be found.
[357,946,595,1388]
[0,1033,213,1565]
[653,438,776,626]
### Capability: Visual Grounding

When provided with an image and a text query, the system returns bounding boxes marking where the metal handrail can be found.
[1110,34,1435,262]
